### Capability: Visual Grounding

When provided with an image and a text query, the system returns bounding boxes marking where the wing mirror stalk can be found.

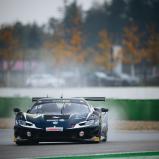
[94,107,108,112]
[13,108,21,113]
[101,108,109,112]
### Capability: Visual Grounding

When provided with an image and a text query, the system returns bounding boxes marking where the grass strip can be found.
[33,151,159,159]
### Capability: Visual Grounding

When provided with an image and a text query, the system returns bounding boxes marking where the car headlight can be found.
[16,120,26,126]
[74,119,99,128]
[85,119,95,126]
[16,120,33,127]
[86,119,99,126]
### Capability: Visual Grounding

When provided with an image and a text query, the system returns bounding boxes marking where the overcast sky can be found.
[0,0,105,25]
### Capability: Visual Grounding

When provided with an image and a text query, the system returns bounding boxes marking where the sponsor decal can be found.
[52,116,60,119]
[52,99,71,103]
[53,121,58,125]
[59,119,65,122]
[46,127,63,132]
[91,136,100,142]
[47,119,65,122]
[47,119,58,121]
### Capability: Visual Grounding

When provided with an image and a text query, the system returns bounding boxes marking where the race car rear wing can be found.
[32,97,106,102]
[83,97,106,101]
[32,97,49,102]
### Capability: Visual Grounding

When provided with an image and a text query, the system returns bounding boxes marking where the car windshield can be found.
[30,102,90,115]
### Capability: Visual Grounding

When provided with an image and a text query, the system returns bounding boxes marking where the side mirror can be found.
[13,108,21,113]
[101,108,108,112]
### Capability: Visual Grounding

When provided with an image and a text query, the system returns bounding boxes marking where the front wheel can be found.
[15,140,38,146]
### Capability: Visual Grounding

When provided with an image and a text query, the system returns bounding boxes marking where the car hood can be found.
[25,113,88,129]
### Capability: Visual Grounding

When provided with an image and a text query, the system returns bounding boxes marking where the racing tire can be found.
[102,129,108,142]
[16,140,38,146]
[102,133,107,142]
[15,141,28,145]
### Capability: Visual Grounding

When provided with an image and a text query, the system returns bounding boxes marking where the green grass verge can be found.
[91,99,159,121]
[0,97,32,117]
[33,151,159,159]
[0,97,159,121]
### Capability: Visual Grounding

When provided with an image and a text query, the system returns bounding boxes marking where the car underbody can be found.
[14,125,102,144]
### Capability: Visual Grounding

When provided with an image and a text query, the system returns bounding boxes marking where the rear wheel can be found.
[103,127,108,142]
[102,131,107,142]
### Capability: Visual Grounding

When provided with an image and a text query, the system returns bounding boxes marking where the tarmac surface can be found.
[0,129,159,159]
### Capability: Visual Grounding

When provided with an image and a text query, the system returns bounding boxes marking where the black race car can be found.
[13,97,108,145]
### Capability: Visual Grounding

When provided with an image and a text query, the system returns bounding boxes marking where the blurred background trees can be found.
[0,0,159,87]
[95,30,113,70]
[0,26,21,85]
[121,24,143,76]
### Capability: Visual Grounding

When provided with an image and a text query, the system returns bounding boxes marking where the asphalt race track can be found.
[0,129,159,159]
